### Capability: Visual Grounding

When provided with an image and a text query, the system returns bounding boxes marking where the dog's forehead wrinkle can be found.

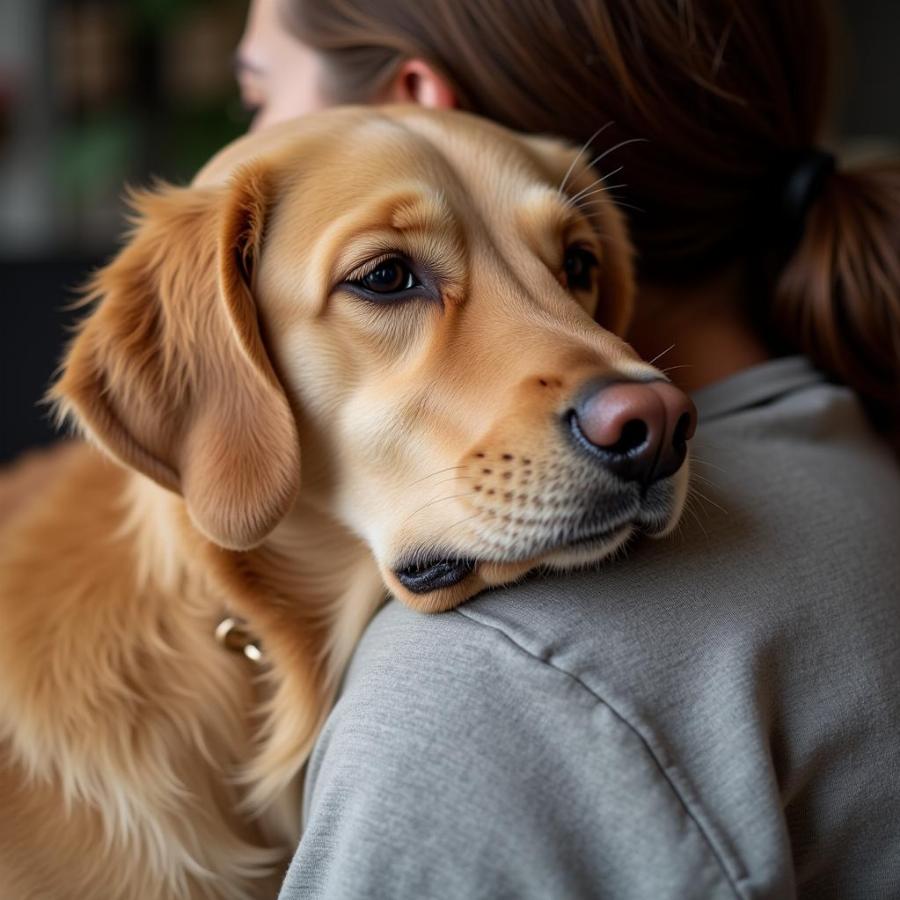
[389,188,456,231]
[520,183,586,223]
[262,178,468,308]
[405,111,546,187]
[396,110,564,240]
[518,188,604,261]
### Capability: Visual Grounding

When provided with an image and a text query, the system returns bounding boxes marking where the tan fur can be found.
[0,107,689,898]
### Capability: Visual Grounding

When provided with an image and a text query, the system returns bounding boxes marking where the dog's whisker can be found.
[576,196,645,215]
[437,513,483,543]
[406,465,468,488]
[611,200,645,214]
[575,197,615,209]
[568,189,609,209]
[568,180,626,208]
[646,344,676,367]
[567,165,625,204]
[690,486,729,516]
[689,471,722,490]
[401,493,473,525]
[563,183,616,212]
[576,194,629,210]
[689,456,729,474]
[584,136,650,173]
[570,183,629,210]
[683,496,710,540]
[558,121,615,194]
[429,475,474,489]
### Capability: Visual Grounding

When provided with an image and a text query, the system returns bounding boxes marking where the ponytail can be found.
[773,159,900,436]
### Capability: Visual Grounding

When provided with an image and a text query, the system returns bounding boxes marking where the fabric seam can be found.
[699,382,830,425]
[452,606,747,900]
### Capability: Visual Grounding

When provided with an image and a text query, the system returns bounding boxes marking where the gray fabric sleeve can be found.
[278,606,740,900]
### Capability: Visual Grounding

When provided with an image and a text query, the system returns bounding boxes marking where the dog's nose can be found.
[570,380,697,483]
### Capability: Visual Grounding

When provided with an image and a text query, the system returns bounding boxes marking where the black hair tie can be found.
[779,148,836,252]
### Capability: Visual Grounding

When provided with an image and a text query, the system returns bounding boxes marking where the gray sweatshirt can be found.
[278,357,900,900]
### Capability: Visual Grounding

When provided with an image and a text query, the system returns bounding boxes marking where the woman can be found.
[236,1,900,897]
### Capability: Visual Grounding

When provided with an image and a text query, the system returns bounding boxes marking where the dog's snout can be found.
[570,380,697,483]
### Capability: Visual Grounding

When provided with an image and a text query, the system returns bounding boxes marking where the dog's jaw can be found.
[382,446,692,613]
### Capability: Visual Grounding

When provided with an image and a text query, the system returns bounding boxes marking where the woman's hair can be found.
[285,0,900,431]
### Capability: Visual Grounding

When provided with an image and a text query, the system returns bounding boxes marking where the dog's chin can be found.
[386,520,640,613]
[386,466,690,612]
[538,522,635,570]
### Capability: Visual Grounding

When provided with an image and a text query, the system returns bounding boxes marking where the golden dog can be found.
[0,107,695,899]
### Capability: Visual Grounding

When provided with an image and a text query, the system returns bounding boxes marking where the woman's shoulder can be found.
[295,597,742,899]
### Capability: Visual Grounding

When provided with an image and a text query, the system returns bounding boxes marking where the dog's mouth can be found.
[394,557,478,594]
[392,465,684,598]
[393,522,629,595]
[562,521,631,549]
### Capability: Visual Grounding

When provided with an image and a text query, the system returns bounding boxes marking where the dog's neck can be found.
[130,471,383,653]
[202,497,387,693]
[131,471,386,813]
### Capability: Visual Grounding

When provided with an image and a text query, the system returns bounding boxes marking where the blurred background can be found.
[1,0,898,463]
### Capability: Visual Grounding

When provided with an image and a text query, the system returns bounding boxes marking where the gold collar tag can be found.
[215,616,263,665]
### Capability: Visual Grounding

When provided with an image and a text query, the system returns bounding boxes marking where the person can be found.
[235,1,900,897]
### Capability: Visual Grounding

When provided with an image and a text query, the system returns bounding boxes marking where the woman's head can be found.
[238,0,900,432]
[235,0,331,130]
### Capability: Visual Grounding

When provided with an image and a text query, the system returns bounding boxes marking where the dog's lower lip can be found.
[566,522,629,548]
[395,557,476,594]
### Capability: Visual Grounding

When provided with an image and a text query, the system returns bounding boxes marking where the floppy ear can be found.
[52,165,300,550]
[526,134,636,336]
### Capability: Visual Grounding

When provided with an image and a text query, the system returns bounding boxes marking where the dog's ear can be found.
[525,135,635,337]
[52,165,300,550]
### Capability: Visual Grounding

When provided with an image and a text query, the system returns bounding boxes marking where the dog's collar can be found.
[215,616,264,665]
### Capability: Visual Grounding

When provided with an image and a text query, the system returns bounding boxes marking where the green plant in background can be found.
[128,0,211,30]
[53,0,247,248]
[54,112,135,197]
[164,103,248,181]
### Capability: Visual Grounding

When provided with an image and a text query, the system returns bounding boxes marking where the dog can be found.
[0,106,695,899]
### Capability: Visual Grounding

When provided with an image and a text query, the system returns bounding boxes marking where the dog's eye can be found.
[562,245,598,293]
[354,258,419,296]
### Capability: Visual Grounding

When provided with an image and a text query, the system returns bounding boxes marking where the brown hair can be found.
[285,0,900,431]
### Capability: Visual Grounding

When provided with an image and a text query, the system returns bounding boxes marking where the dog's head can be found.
[54,107,695,612]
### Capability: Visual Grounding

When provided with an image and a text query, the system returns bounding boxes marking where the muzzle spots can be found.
[472,451,534,505]
[458,446,640,562]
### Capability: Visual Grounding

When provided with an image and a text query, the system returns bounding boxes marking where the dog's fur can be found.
[0,107,690,898]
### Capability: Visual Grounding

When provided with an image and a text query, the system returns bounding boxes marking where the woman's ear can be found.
[382,58,457,109]
[52,164,301,550]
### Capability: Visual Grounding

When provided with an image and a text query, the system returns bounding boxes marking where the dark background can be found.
[1,0,246,462]
[1,0,898,463]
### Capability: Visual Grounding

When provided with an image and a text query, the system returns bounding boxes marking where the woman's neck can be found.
[626,265,772,394]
